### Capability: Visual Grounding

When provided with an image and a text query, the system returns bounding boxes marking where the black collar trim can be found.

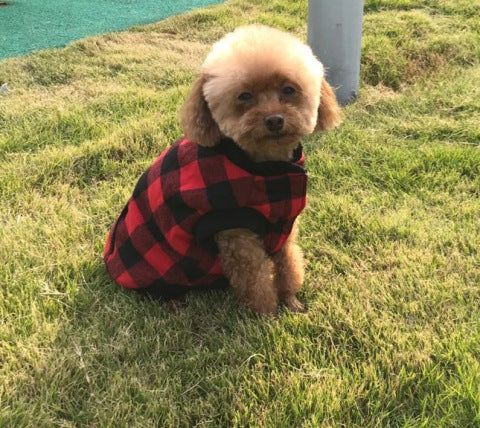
[215,138,305,176]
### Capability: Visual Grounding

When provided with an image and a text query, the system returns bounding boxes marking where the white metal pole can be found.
[307,0,365,105]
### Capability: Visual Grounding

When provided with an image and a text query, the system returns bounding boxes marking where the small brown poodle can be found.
[104,25,341,315]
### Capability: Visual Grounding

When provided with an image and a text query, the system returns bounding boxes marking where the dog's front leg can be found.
[272,223,306,313]
[215,229,278,316]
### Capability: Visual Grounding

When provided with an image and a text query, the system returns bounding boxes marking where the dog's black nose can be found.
[265,114,284,133]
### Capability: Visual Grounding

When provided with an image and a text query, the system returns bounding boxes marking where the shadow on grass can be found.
[3,258,275,424]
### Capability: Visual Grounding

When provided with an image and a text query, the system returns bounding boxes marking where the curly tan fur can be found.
[180,25,342,315]
[272,223,306,312]
[181,74,222,147]
[215,229,278,316]
[315,78,343,132]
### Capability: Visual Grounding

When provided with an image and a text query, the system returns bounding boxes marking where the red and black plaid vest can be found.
[104,138,307,290]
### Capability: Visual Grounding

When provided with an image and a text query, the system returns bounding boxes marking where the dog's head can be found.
[181,25,342,160]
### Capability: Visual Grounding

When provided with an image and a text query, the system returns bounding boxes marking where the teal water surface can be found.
[0,0,224,59]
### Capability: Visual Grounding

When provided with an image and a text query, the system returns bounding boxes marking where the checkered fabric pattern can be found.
[104,137,307,290]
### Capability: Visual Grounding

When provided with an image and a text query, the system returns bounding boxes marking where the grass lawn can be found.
[1,0,479,426]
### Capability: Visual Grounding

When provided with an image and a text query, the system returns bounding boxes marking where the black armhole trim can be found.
[193,207,267,250]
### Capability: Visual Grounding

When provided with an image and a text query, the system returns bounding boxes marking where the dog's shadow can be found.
[73,258,270,338]
[22,259,281,412]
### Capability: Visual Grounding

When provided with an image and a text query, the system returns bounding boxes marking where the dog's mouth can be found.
[265,132,299,143]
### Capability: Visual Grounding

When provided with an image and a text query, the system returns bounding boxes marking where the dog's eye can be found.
[282,86,296,96]
[238,92,253,101]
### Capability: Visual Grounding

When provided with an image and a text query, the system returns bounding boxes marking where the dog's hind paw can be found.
[282,295,306,313]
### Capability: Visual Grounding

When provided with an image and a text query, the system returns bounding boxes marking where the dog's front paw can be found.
[282,295,305,313]
[247,299,278,317]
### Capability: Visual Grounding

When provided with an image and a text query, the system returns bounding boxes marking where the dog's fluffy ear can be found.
[315,78,342,131]
[180,74,222,147]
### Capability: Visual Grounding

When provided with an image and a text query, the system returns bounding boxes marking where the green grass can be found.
[1,0,479,426]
